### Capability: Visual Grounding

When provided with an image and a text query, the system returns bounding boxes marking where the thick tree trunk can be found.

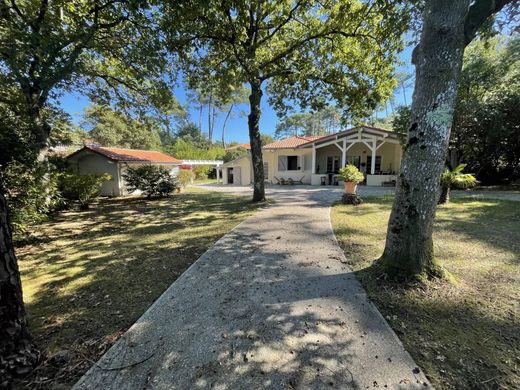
[248,80,265,202]
[379,0,469,279]
[0,88,49,382]
[0,190,38,385]
[222,104,233,148]
[438,185,450,205]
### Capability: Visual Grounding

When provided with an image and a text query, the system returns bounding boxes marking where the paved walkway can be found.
[75,186,430,389]
[197,183,520,201]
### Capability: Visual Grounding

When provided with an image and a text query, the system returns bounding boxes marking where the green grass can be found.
[193,178,219,184]
[331,198,520,390]
[16,187,260,388]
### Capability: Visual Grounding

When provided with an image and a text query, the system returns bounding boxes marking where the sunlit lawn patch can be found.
[16,187,260,388]
[332,198,519,389]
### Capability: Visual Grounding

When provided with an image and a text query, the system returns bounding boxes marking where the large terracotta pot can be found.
[344,181,358,194]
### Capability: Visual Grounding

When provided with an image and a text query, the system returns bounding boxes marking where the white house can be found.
[221,126,403,186]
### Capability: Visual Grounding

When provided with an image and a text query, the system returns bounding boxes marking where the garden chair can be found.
[295,175,305,184]
[287,178,295,185]
[274,176,286,185]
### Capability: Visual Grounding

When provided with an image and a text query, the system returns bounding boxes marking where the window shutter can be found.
[297,155,302,170]
[278,156,287,171]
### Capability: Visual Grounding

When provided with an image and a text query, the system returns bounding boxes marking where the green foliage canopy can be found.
[164,0,410,120]
[451,35,520,183]
[82,104,162,150]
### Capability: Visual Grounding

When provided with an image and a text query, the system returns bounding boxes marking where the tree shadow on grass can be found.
[73,198,429,390]
[355,263,520,389]
[16,191,259,388]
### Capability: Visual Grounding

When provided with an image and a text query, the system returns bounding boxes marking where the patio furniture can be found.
[295,175,305,184]
[274,176,286,185]
[287,178,295,185]
[320,176,326,185]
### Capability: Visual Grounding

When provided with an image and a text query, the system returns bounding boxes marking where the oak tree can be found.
[379,0,518,279]
[0,0,170,381]
[162,0,411,201]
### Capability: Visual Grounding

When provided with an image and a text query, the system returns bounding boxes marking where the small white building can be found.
[221,126,403,186]
[67,145,182,197]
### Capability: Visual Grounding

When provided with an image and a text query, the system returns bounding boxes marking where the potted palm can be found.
[339,164,364,194]
[439,164,477,204]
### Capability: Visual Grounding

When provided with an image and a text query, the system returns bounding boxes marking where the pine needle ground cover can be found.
[332,198,519,389]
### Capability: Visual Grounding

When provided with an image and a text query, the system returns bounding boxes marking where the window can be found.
[278,155,300,171]
[287,155,299,170]
[346,156,361,169]
[326,156,340,173]
[366,156,382,173]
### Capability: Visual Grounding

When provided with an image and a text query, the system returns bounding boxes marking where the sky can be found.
[59,45,415,145]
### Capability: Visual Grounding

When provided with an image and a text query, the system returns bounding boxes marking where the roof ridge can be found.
[92,145,166,153]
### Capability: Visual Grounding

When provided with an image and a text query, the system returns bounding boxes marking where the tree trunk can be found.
[222,104,233,148]
[198,104,203,135]
[379,0,469,279]
[207,94,213,142]
[0,190,38,385]
[438,185,450,204]
[248,80,265,202]
[211,105,217,144]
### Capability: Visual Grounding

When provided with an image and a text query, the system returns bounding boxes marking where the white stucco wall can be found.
[263,148,313,184]
[72,153,121,197]
[222,157,252,185]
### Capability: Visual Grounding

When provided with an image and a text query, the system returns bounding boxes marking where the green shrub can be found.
[338,164,364,183]
[193,165,211,180]
[123,165,179,198]
[177,169,193,188]
[60,172,111,209]
[1,161,64,237]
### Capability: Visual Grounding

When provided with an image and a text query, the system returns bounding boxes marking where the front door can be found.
[227,168,234,184]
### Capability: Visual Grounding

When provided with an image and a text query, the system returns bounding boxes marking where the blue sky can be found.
[59,45,415,144]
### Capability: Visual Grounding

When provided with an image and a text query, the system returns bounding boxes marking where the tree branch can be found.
[464,0,513,45]
[255,0,304,48]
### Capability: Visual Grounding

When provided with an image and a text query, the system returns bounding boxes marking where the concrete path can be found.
[195,183,520,201]
[74,186,430,389]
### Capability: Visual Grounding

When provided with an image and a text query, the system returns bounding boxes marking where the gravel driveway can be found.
[74,185,430,389]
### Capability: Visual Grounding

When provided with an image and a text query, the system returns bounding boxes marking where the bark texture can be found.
[379,0,470,278]
[221,104,233,148]
[0,191,38,386]
[248,80,266,202]
[438,185,450,204]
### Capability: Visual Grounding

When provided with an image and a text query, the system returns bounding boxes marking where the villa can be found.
[221,126,403,186]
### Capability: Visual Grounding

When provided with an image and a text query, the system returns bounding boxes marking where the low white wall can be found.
[366,174,397,186]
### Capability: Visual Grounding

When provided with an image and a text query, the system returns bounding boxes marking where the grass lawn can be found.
[15,187,260,388]
[331,198,520,390]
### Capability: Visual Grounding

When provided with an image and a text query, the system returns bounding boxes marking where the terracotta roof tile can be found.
[76,145,181,163]
[263,135,325,149]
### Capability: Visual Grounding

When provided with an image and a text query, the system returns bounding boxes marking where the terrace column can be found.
[216,165,221,183]
[371,140,376,174]
[312,145,316,174]
[342,138,347,167]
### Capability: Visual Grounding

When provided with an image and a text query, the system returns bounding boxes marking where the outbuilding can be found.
[67,145,182,197]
